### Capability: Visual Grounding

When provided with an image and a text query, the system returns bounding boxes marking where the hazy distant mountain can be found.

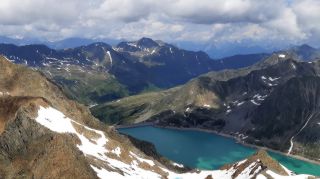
[174,40,278,58]
[45,37,122,49]
[287,44,320,61]
[46,37,97,49]
[0,36,121,50]
[0,36,42,45]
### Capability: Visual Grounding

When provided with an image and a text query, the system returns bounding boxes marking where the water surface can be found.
[119,126,320,176]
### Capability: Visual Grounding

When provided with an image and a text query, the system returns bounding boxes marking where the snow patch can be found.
[251,100,260,105]
[111,147,121,157]
[280,164,295,175]
[266,170,311,179]
[3,56,15,63]
[235,162,261,179]
[128,43,138,48]
[0,91,10,96]
[256,174,267,179]
[106,51,113,66]
[91,165,123,179]
[36,106,78,133]
[268,76,280,81]
[166,160,262,179]
[36,106,110,162]
[172,162,184,168]
[250,94,268,105]
[89,103,98,108]
[130,152,155,166]
[261,75,280,86]
[253,94,268,101]
[236,159,247,167]
[279,54,286,58]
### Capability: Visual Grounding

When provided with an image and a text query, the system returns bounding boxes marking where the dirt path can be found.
[287,113,314,155]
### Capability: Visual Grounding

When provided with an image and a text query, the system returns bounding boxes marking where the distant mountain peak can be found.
[254,52,298,68]
[136,37,160,49]
[85,42,112,49]
[296,44,315,50]
[116,37,159,50]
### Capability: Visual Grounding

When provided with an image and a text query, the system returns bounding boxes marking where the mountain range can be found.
[0,37,271,106]
[0,55,313,178]
[1,37,319,107]
[4,36,318,58]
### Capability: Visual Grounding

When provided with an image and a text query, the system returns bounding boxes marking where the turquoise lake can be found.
[119,126,320,176]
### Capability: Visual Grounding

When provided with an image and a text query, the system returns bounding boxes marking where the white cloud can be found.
[161,0,284,24]
[263,8,306,41]
[292,0,320,39]
[86,0,153,22]
[0,0,81,25]
[0,0,318,47]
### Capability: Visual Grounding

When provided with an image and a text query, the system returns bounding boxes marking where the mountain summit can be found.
[136,37,160,49]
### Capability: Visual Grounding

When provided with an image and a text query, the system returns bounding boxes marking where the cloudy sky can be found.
[0,0,319,49]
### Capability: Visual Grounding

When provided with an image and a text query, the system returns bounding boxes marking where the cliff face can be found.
[249,76,320,156]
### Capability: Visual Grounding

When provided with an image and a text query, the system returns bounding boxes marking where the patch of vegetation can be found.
[42,66,129,105]
[90,92,163,125]
[140,83,162,93]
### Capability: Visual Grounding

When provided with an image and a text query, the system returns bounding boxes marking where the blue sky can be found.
[0,0,319,50]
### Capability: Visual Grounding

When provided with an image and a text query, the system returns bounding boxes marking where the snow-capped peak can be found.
[278,54,286,58]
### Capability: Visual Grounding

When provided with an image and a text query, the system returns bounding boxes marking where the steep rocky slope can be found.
[0,56,314,178]
[93,53,320,161]
[249,76,320,158]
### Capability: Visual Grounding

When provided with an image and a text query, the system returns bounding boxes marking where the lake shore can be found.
[116,122,154,129]
[116,123,320,166]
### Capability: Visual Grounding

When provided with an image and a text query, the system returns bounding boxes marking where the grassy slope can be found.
[91,78,223,125]
[41,65,129,105]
